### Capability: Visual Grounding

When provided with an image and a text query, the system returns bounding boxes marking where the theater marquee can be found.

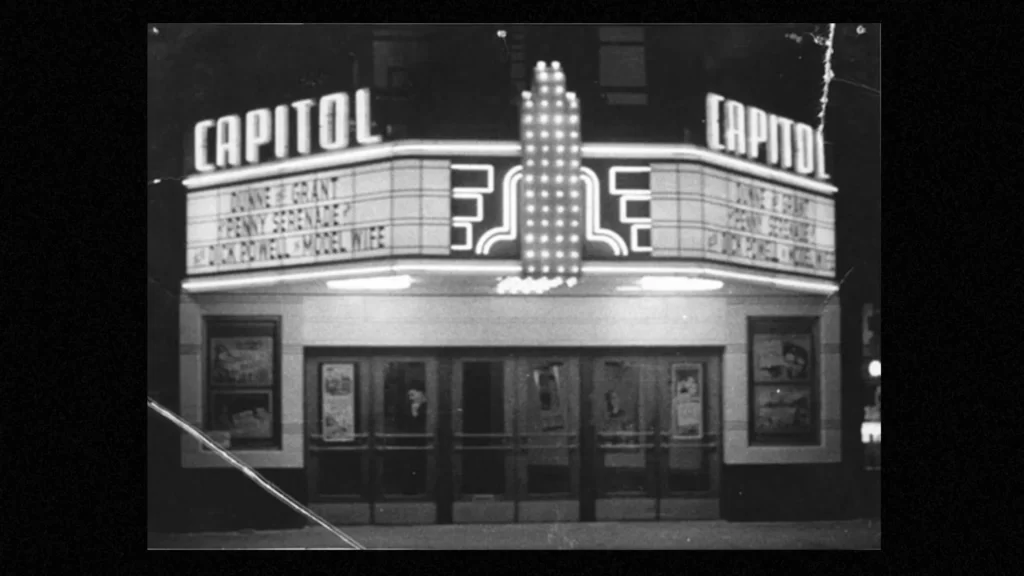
[186,160,451,275]
[651,165,835,279]
[182,70,837,286]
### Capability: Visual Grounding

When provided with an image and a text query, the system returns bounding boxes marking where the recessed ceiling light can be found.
[634,276,724,292]
[326,275,413,291]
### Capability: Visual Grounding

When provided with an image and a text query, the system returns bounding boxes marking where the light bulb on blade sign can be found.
[868,360,881,378]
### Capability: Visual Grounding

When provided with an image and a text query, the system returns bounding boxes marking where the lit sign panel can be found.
[191,88,381,175]
[706,93,830,181]
[183,63,838,287]
[447,160,649,261]
[518,61,584,281]
[185,160,451,275]
[651,164,835,279]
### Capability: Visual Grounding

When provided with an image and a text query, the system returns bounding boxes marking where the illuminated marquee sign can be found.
[706,93,830,181]
[185,160,451,275]
[448,158,834,278]
[192,88,381,174]
[518,61,585,281]
[448,159,648,261]
[651,164,835,278]
[183,62,836,286]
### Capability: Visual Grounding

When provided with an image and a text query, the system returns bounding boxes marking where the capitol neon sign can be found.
[706,93,830,181]
[192,88,382,174]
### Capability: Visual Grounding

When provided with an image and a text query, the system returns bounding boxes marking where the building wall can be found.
[179,291,841,470]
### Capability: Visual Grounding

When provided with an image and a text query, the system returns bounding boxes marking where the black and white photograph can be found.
[148,23,880,550]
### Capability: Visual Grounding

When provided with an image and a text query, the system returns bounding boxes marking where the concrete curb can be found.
[149,520,882,550]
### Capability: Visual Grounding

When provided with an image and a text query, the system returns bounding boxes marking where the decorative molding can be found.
[183,140,837,195]
[450,163,495,252]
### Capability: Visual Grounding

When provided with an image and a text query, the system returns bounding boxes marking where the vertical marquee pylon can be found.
[518,61,583,288]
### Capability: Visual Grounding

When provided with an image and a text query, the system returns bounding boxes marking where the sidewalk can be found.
[148,520,881,550]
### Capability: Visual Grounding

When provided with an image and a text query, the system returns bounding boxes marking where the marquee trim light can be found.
[473,165,628,257]
[326,274,414,291]
[183,140,522,191]
[495,275,573,295]
[181,260,522,292]
[609,166,653,253]
[183,141,837,195]
[518,60,584,282]
[181,259,835,295]
[581,167,630,256]
[476,166,524,255]
[450,164,496,251]
[582,263,838,294]
[581,144,837,195]
[617,276,725,292]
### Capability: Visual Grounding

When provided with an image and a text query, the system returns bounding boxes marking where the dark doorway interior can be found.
[461,361,505,495]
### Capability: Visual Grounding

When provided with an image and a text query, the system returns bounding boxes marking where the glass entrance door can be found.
[658,355,721,520]
[590,357,660,520]
[451,358,516,522]
[515,356,580,522]
[372,357,438,524]
[588,354,722,521]
[305,355,372,524]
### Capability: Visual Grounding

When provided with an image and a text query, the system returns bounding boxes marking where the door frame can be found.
[657,351,724,520]
[303,346,723,525]
[370,355,440,524]
[582,348,725,522]
[589,355,661,513]
[450,356,517,523]
[513,354,582,522]
[303,354,374,525]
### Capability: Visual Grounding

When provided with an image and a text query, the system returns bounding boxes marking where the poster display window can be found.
[321,363,357,443]
[748,317,819,445]
[204,317,282,450]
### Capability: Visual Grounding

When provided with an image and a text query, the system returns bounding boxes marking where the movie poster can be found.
[753,384,813,435]
[525,364,570,468]
[599,362,645,468]
[671,363,704,439]
[534,364,565,432]
[210,337,274,388]
[322,363,356,443]
[210,390,274,440]
[752,334,812,383]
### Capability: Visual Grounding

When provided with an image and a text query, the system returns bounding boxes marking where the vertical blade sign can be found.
[519,61,583,283]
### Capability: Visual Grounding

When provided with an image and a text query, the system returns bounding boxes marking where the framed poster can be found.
[598,361,645,468]
[204,316,282,450]
[752,333,812,383]
[748,317,818,445]
[322,363,356,443]
[671,363,704,439]
[752,384,813,436]
[534,364,565,432]
[209,390,274,441]
[210,336,274,388]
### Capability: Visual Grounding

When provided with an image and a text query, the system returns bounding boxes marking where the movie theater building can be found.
[178,62,842,525]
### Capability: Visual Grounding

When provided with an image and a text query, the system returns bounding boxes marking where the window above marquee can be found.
[597,26,648,107]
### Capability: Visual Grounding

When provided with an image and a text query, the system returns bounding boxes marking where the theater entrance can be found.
[588,354,721,521]
[451,355,580,523]
[305,349,717,525]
